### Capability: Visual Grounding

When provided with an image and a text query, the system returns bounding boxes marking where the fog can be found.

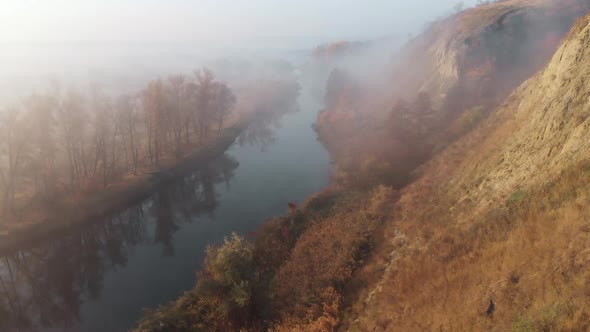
[3,2,542,332]
[0,1,479,101]
[2,1,478,46]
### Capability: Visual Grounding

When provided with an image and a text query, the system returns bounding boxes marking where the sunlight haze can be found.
[4,1,590,331]
[2,0,475,49]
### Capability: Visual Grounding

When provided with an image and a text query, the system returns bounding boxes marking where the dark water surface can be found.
[0,88,330,332]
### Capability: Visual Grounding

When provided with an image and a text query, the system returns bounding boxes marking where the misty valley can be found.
[0,83,330,331]
[4,0,590,331]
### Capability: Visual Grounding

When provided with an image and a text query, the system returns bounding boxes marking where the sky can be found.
[0,0,478,101]
[1,0,476,50]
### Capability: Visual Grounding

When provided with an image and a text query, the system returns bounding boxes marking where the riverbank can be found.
[0,114,255,254]
[133,182,395,331]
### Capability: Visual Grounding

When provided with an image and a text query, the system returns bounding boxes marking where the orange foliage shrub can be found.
[272,186,394,331]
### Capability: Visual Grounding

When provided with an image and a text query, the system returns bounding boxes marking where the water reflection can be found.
[238,113,285,152]
[0,153,239,332]
[0,102,301,331]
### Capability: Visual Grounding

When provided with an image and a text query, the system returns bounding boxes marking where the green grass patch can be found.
[507,190,529,205]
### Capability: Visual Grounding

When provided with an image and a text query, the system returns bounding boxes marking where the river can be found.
[0,85,331,332]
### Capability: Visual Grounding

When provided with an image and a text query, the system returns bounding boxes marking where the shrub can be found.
[198,233,256,313]
[366,185,395,218]
[449,105,486,138]
[272,187,389,328]
[507,190,529,205]
[272,287,342,332]
[136,185,393,332]
[135,233,259,331]
[512,303,565,332]
[513,314,537,332]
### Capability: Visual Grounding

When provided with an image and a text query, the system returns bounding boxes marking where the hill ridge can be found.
[344,12,590,331]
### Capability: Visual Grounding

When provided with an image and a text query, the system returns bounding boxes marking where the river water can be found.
[0,86,330,332]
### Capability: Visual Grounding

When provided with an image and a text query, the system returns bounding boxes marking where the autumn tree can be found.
[116,95,140,174]
[324,68,358,112]
[0,67,242,218]
[389,92,437,142]
[25,93,58,195]
[0,108,29,213]
[142,79,167,165]
[58,90,89,189]
[195,68,215,141]
[212,82,236,133]
[89,86,117,188]
[166,75,187,155]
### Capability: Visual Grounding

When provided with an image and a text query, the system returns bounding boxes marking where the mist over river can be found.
[0,83,330,332]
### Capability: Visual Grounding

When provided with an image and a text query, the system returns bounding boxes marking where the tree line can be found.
[0,153,241,332]
[0,68,237,215]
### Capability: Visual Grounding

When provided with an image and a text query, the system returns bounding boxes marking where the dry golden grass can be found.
[345,158,590,331]
[340,17,590,328]
[271,186,395,331]
[134,185,396,332]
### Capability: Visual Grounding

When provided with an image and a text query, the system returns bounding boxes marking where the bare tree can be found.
[58,90,89,189]
[212,82,236,133]
[184,81,199,143]
[195,68,215,141]
[116,95,140,174]
[167,75,186,156]
[0,109,29,213]
[0,67,243,219]
[25,93,58,195]
[89,86,115,188]
[142,80,166,165]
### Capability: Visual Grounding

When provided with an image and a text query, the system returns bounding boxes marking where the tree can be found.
[194,68,215,141]
[167,75,186,155]
[324,68,359,113]
[324,69,348,110]
[389,92,437,142]
[142,80,166,165]
[0,67,242,220]
[0,108,30,213]
[25,93,58,195]
[58,90,89,189]
[476,0,495,6]
[212,82,236,133]
[183,81,199,144]
[196,233,256,325]
[89,86,116,188]
[116,95,140,174]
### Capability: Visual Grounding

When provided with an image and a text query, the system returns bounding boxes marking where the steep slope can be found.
[130,3,590,332]
[315,0,590,190]
[393,0,589,108]
[344,14,590,331]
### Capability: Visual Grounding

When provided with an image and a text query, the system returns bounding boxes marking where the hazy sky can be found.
[1,0,475,49]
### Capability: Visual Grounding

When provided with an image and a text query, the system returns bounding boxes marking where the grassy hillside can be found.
[316,0,590,190]
[134,187,395,331]
[344,13,590,331]
[133,2,590,331]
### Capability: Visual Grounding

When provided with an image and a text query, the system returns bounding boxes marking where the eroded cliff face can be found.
[345,13,590,332]
[393,0,590,110]
[315,0,590,191]
[437,12,590,220]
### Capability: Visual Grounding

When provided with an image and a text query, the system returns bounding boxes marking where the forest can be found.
[0,153,242,330]
[1,69,232,208]
[0,67,300,244]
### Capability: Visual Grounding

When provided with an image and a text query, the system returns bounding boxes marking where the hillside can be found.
[131,2,590,331]
[391,0,589,107]
[343,12,590,332]
[316,0,590,189]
